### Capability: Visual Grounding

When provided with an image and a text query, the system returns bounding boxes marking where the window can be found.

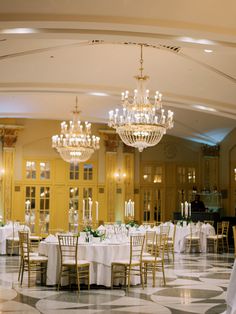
[84,164,93,180]
[143,166,152,182]
[26,161,36,179]
[25,186,36,232]
[187,167,196,183]
[154,166,162,183]
[178,167,186,184]
[70,162,79,180]
[40,161,50,180]
[69,187,79,232]
[143,190,151,221]
[83,187,92,219]
[39,187,50,233]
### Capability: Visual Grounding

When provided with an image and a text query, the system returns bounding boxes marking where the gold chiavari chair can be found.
[111,235,145,291]
[144,230,156,256]
[207,222,223,253]
[185,223,201,253]
[18,231,48,287]
[142,233,167,287]
[222,221,229,253]
[57,234,90,292]
[167,223,177,260]
[6,222,28,255]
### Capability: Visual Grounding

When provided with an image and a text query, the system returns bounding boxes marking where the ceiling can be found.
[0,0,236,145]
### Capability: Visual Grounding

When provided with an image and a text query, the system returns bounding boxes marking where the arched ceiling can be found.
[0,0,236,145]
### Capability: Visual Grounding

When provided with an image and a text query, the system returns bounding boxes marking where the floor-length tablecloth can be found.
[39,241,139,287]
[226,260,236,314]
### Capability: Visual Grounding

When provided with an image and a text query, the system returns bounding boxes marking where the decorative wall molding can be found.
[201,144,220,157]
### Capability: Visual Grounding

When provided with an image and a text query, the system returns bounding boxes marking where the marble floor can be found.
[0,253,233,314]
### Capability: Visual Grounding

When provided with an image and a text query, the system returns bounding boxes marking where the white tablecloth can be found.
[226,260,236,314]
[39,240,139,287]
[0,224,29,254]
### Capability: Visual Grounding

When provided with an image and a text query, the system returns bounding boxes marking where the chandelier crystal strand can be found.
[108,44,174,152]
[52,97,100,163]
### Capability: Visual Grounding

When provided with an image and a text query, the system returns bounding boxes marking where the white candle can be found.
[89,200,92,220]
[95,201,98,221]
[181,202,183,217]
[188,203,191,217]
[185,201,188,218]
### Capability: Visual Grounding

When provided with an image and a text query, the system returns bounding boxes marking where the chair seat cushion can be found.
[6,237,19,241]
[143,252,152,257]
[186,236,200,240]
[142,256,162,262]
[207,235,223,239]
[112,259,140,266]
[62,259,90,266]
[27,255,48,262]
[29,236,41,240]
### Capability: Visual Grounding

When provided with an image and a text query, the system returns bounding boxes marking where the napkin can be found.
[44,234,58,243]
[97,225,106,231]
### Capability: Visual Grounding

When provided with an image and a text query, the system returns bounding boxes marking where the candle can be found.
[95,201,99,221]
[185,201,188,218]
[89,200,92,220]
[181,202,183,217]
[188,203,191,217]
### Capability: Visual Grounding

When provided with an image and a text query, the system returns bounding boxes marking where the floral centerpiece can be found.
[126,220,139,228]
[81,226,102,238]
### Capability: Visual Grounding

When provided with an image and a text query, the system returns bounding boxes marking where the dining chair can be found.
[18,231,48,287]
[111,234,145,291]
[185,223,201,253]
[159,224,170,258]
[207,222,224,253]
[167,223,176,260]
[6,222,28,255]
[222,221,229,252]
[57,234,90,292]
[144,230,156,256]
[142,233,167,287]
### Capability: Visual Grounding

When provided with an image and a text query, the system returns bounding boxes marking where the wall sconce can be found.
[114,169,126,182]
[0,168,4,182]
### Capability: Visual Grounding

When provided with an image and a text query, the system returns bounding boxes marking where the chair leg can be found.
[127,266,131,292]
[140,264,144,289]
[87,265,90,290]
[28,263,31,288]
[152,265,156,288]
[76,267,80,293]
[18,257,22,282]
[111,264,114,289]
[57,265,62,291]
[162,262,166,286]
[20,261,24,286]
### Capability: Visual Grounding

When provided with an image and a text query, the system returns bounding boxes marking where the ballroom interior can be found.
[0,1,236,314]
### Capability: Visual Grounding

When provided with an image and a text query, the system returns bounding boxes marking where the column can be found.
[0,127,20,221]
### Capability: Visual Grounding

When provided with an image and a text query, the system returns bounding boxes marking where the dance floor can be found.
[0,253,233,314]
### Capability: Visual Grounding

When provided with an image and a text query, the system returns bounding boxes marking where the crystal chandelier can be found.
[52,97,100,163]
[108,44,174,152]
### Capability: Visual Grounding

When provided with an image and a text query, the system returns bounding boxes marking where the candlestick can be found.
[82,199,85,220]
[181,202,183,217]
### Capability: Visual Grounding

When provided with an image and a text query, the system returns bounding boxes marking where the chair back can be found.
[19,231,30,261]
[154,233,168,259]
[155,221,163,226]
[222,221,229,236]
[58,235,78,265]
[160,224,170,237]
[129,235,145,263]
[145,231,156,254]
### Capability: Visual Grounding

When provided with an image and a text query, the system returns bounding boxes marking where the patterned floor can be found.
[0,253,233,314]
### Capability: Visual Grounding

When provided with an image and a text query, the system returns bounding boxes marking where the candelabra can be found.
[82,198,99,228]
[124,199,135,223]
[180,201,192,221]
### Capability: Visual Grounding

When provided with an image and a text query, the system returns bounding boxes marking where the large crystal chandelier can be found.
[108,44,174,152]
[52,97,100,163]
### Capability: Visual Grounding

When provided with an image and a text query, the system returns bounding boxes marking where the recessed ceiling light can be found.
[89,92,109,97]
[1,28,37,34]
[193,105,216,112]
[204,49,213,53]
[177,37,215,45]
